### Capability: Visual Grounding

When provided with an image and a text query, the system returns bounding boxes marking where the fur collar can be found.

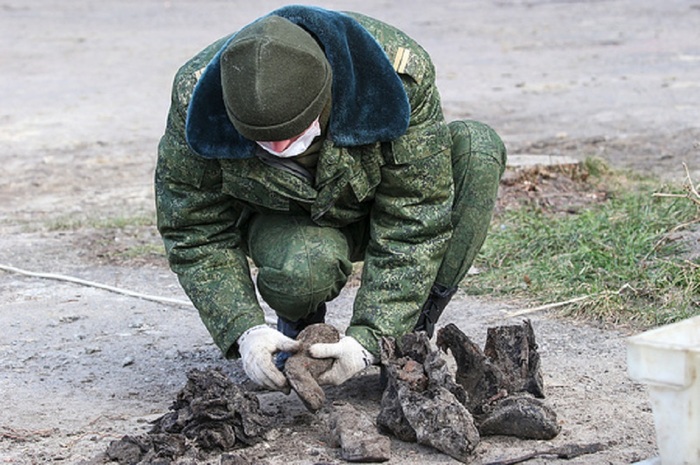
[185,5,410,159]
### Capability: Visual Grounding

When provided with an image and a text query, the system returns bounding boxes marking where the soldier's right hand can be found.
[237,325,301,391]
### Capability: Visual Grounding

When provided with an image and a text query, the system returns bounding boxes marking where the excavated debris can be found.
[478,394,559,439]
[377,332,480,463]
[105,368,267,464]
[436,322,561,440]
[102,322,559,464]
[283,323,340,412]
[329,403,391,463]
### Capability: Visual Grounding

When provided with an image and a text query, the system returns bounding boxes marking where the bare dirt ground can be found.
[1,1,699,464]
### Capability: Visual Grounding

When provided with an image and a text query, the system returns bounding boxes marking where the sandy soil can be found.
[1,1,699,464]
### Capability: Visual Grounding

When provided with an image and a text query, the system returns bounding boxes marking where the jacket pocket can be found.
[349,145,384,202]
[158,138,222,190]
[221,171,290,211]
[388,121,451,165]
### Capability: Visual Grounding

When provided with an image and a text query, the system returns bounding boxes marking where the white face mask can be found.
[256,118,321,158]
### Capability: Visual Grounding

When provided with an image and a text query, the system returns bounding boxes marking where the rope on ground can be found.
[0,263,194,307]
[0,263,278,325]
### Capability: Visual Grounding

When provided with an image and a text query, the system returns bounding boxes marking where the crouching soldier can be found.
[155,5,506,392]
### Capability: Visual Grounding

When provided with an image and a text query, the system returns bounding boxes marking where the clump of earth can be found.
[103,368,268,465]
[377,322,562,463]
[436,322,560,440]
[98,322,579,464]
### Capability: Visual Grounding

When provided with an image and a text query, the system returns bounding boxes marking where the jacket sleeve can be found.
[155,65,265,359]
[346,72,454,356]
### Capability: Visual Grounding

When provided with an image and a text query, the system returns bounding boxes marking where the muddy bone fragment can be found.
[377,333,480,463]
[436,322,560,440]
[329,403,391,462]
[283,323,340,412]
[478,394,560,439]
[152,368,269,448]
[106,368,267,464]
[436,323,507,413]
[105,433,188,464]
[483,320,544,397]
[483,442,607,465]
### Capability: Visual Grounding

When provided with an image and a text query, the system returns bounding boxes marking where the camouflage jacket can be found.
[155,6,454,357]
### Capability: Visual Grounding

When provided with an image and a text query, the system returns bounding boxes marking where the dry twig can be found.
[652,162,700,210]
[500,284,633,319]
[649,163,700,256]
[0,427,55,442]
[484,442,607,465]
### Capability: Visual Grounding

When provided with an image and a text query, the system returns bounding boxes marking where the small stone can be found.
[330,403,391,463]
[478,394,561,439]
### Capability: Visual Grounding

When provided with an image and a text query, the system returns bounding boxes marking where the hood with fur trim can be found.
[185,5,410,160]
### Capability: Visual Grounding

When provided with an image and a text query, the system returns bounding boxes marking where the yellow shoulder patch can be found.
[392,47,412,74]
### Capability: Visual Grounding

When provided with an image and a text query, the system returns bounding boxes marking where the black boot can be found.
[275,303,327,369]
[414,284,458,338]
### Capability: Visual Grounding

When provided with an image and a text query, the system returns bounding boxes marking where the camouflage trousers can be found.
[245,120,506,322]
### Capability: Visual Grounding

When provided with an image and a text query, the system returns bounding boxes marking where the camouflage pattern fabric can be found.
[246,214,353,321]
[155,11,505,358]
[436,120,507,288]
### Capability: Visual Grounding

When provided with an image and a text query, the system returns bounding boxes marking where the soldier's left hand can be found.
[308,336,376,385]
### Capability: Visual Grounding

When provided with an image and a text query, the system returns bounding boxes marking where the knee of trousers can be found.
[447,119,507,213]
[448,120,507,177]
[434,120,506,288]
[255,241,352,321]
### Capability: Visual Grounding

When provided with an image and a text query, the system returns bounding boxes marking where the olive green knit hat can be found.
[220,15,332,142]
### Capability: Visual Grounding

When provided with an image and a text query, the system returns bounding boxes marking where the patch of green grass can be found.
[466,163,699,328]
[46,214,155,231]
[110,243,166,261]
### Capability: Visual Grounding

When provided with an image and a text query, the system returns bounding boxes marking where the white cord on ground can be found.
[0,263,278,325]
[0,263,195,307]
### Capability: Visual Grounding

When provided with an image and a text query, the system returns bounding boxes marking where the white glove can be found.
[237,325,301,391]
[308,336,376,386]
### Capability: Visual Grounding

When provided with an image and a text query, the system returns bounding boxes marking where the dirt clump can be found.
[376,322,560,462]
[283,323,340,412]
[104,368,267,464]
[377,332,480,463]
[437,322,560,440]
[328,403,391,463]
[477,394,560,440]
